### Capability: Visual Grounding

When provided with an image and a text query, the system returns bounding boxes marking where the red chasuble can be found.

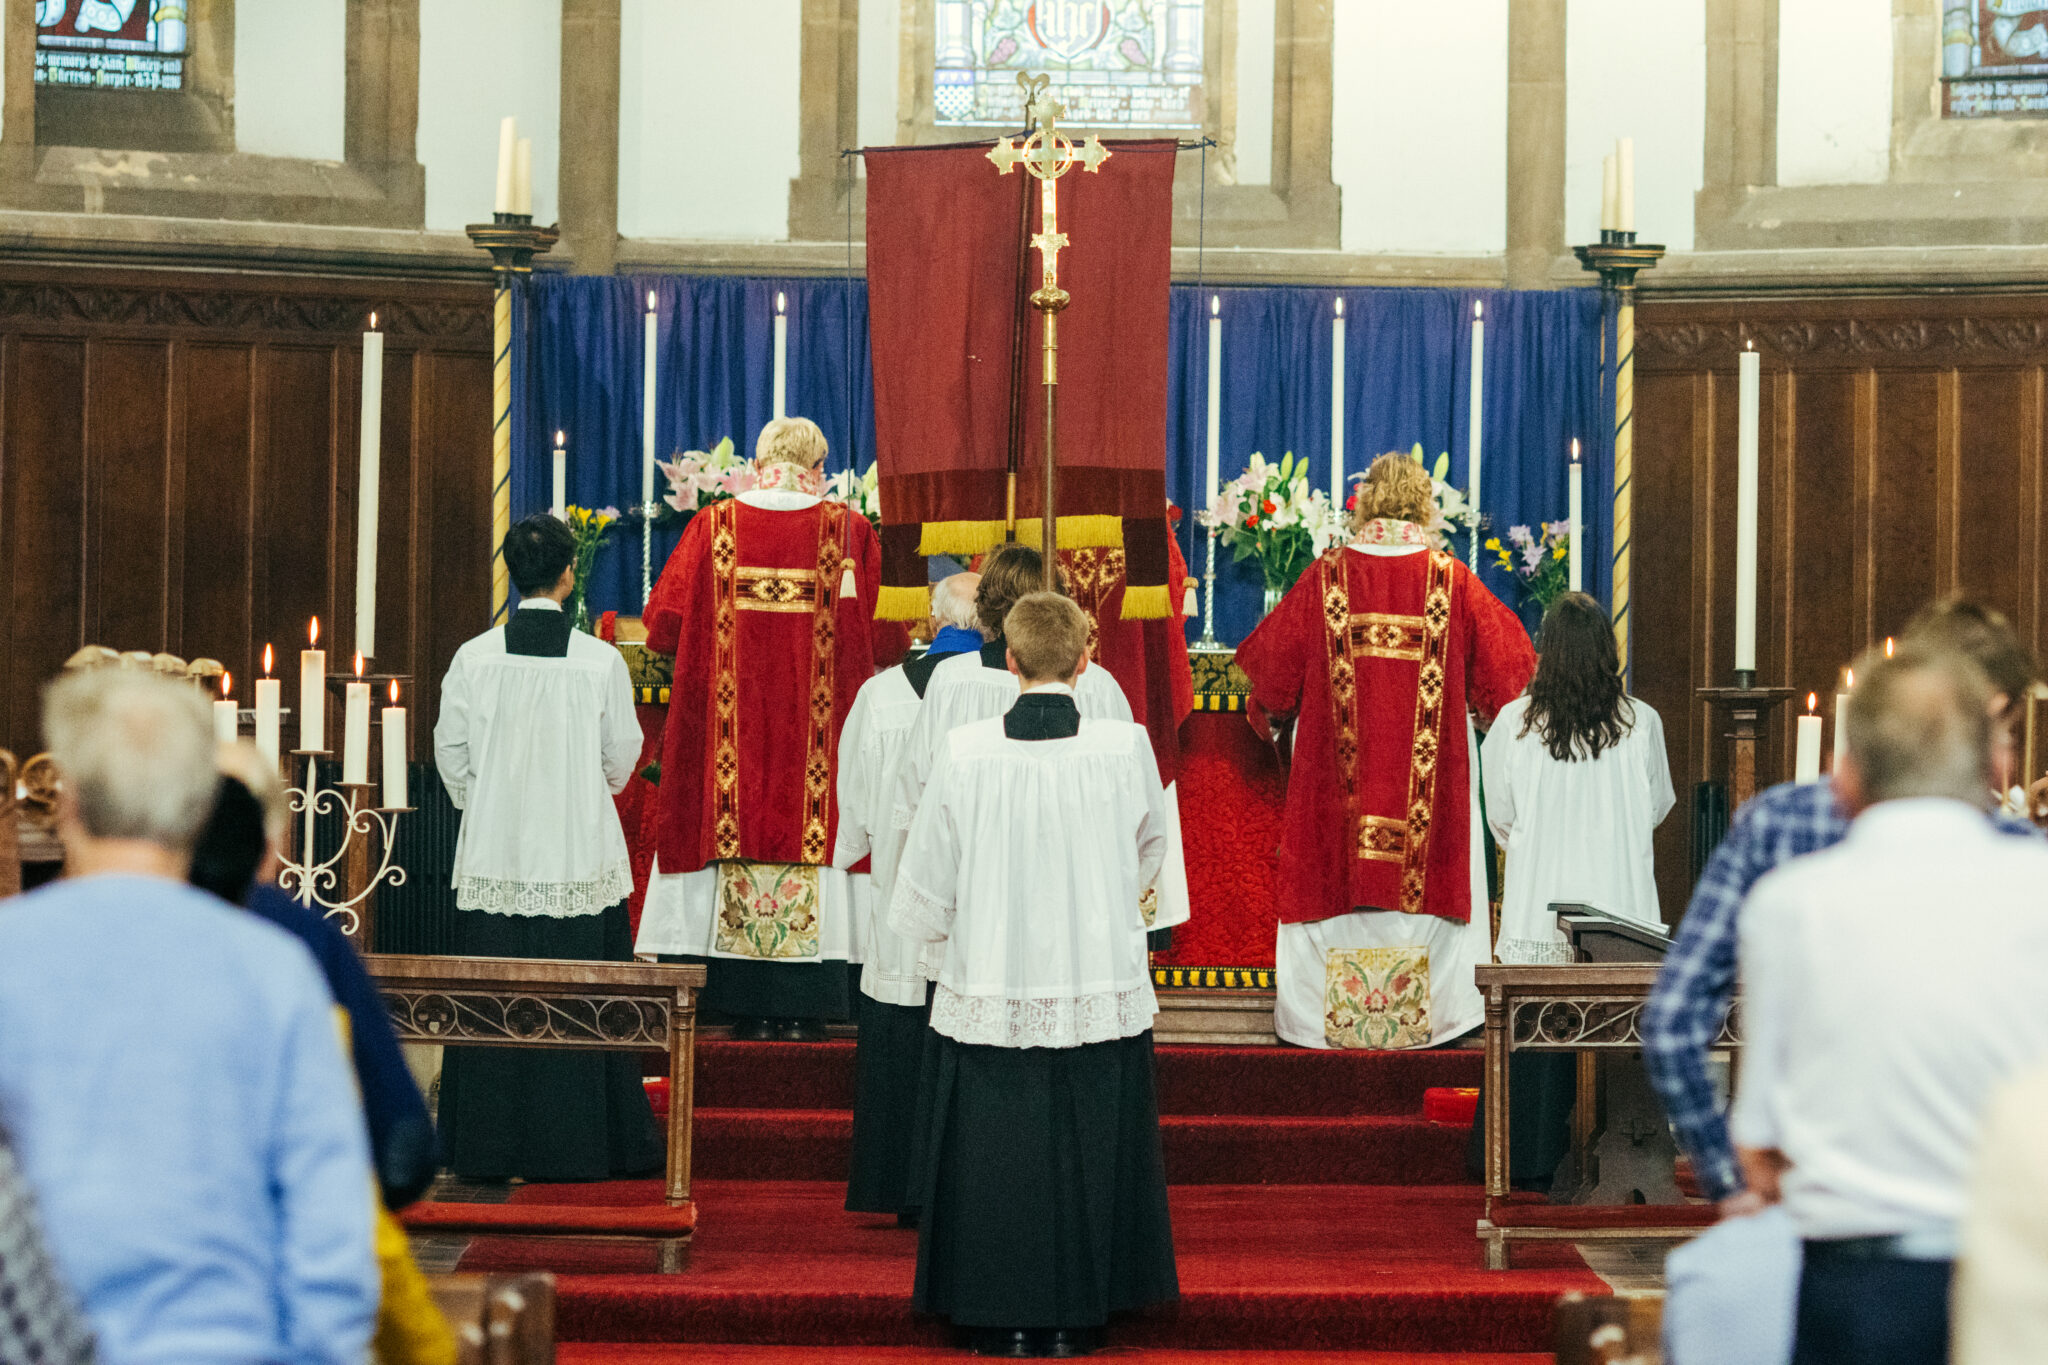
[1236,546,1535,927]
[644,498,892,875]
[1061,526,1195,784]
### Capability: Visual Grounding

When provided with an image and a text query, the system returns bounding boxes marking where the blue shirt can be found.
[0,875,377,1365]
[926,624,983,657]
[1642,781,2039,1201]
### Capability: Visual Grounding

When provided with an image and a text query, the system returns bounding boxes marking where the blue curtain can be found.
[525,275,1607,643]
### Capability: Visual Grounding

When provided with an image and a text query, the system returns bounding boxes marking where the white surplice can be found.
[832,663,931,1005]
[1480,694,1676,963]
[434,600,640,916]
[890,714,1169,1049]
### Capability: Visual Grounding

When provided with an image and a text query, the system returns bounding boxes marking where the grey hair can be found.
[42,668,220,853]
[1844,645,1994,807]
[930,572,983,634]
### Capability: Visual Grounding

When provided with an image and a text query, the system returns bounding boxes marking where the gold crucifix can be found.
[989,74,1110,586]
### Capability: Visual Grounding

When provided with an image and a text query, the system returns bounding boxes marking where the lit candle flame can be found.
[1847,667,1855,689]
[1807,692,1817,713]
[354,652,364,677]
[646,289,656,311]
[1474,299,1483,319]
[369,311,378,330]
[1334,297,1344,318]
[555,430,565,448]
[263,643,274,675]
[1745,338,1754,351]
[309,617,320,647]
[1884,637,1895,658]
[389,679,400,705]
[221,670,232,699]
[776,291,786,315]
[1210,295,1219,316]
[1571,438,1581,462]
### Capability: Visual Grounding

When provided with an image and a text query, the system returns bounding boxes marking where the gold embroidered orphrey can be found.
[1320,548,1458,915]
[1064,546,1126,658]
[708,499,848,864]
[1323,944,1431,1049]
[714,861,823,959]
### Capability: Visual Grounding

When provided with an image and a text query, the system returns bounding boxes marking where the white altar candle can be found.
[1616,136,1636,233]
[300,619,326,752]
[1601,153,1617,233]
[1568,440,1584,593]
[1330,296,1346,505]
[342,655,370,786]
[512,137,533,216]
[642,290,658,511]
[551,430,567,519]
[213,672,238,744]
[1835,668,1854,770]
[1468,299,1485,561]
[493,115,516,214]
[254,645,281,768]
[1735,343,1761,674]
[773,292,789,420]
[382,681,407,810]
[1204,296,1222,508]
[1795,693,1823,783]
[354,316,384,661]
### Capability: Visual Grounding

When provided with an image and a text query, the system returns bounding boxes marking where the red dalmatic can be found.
[1060,525,1195,785]
[1236,547,1534,926]
[644,499,895,875]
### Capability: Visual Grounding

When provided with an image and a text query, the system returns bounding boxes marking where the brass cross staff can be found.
[989,76,1110,588]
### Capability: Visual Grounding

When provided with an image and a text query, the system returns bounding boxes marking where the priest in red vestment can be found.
[633,417,897,1040]
[1237,453,1536,1050]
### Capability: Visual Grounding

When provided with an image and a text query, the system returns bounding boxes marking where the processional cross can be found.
[988,73,1111,588]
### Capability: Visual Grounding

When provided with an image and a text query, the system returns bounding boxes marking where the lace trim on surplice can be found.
[930,985,1155,1049]
[455,857,633,917]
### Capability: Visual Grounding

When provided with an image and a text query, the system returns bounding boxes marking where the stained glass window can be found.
[35,1,188,92]
[932,0,1205,130]
[1942,1,2048,117]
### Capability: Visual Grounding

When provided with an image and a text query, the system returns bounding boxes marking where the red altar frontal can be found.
[610,638,1285,977]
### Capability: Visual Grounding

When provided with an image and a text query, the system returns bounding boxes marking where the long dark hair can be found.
[1519,592,1633,761]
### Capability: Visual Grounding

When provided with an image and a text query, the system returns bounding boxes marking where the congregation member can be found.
[1236,452,1535,1050]
[0,669,377,1365]
[834,570,981,1222]
[1954,1063,2048,1364]
[1644,599,2041,1211]
[0,1128,95,1365]
[434,513,658,1181]
[1730,644,2048,1364]
[891,593,1178,1359]
[635,416,897,1040]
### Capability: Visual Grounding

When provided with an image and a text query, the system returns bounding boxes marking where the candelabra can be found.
[276,673,414,951]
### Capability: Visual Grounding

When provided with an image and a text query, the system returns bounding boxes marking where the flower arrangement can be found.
[822,463,882,533]
[1485,521,1575,610]
[1195,451,1343,601]
[1344,444,1477,554]
[562,503,625,632]
[655,436,880,532]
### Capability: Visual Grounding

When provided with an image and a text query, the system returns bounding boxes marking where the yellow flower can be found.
[1552,544,1567,560]
[1485,537,1502,551]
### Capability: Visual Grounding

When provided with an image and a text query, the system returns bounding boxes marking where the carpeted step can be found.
[558,1347,1547,1365]
[692,1108,1471,1185]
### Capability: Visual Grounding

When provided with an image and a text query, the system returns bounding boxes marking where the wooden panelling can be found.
[1637,293,2048,921]
[0,265,492,755]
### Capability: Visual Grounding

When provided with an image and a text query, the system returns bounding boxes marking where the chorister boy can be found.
[890,592,1179,1359]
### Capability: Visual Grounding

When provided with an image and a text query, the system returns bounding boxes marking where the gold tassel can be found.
[1182,580,1199,618]
[840,557,856,598]
[1119,583,1173,620]
[874,584,932,621]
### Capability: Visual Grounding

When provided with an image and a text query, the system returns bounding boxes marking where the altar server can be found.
[434,513,659,1180]
[1237,452,1535,1050]
[892,593,1179,1358]
[834,570,981,1220]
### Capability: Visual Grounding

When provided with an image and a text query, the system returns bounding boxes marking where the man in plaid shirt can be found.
[1642,601,2042,1212]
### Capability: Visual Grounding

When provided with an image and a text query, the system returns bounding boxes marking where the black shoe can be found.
[776,1019,828,1042]
[971,1328,1033,1357]
[730,1018,776,1041]
[1040,1328,1095,1357]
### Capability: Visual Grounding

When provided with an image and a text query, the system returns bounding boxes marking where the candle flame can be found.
[1745,338,1754,351]
[1807,692,1817,713]
[1571,438,1581,461]
[369,311,378,330]
[221,670,232,699]
[1210,296,1220,316]
[646,289,656,311]
[353,652,364,677]
[1884,637,1895,658]
[389,679,400,704]
[776,291,786,314]
[1847,667,1855,689]
[555,430,565,448]
[1474,300,1483,319]
[263,643,274,675]
[309,617,320,647]
[1334,297,1343,318]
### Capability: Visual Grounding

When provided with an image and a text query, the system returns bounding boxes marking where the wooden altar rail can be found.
[364,954,707,1206]
[1475,963,1741,1271]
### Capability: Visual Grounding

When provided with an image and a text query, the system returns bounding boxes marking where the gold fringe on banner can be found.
[875,584,933,622]
[915,520,1013,558]
[915,514,1126,560]
[1011,515,1125,552]
[1118,583,1172,620]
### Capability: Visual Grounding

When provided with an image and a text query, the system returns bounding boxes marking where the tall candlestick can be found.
[343,654,371,786]
[493,115,516,214]
[1735,343,1761,675]
[213,672,238,744]
[301,619,326,752]
[642,290,658,511]
[254,644,281,768]
[1616,136,1636,233]
[1835,667,1854,771]
[512,137,533,217]
[772,291,789,420]
[1204,295,1222,508]
[1601,153,1617,233]
[1795,693,1823,783]
[382,680,407,810]
[1329,296,1346,505]
[1468,299,1485,567]
[551,430,567,519]
[355,315,384,661]
[1568,440,1584,593]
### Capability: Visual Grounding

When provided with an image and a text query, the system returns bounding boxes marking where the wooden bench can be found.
[425,1272,555,1365]
[1475,963,1739,1269]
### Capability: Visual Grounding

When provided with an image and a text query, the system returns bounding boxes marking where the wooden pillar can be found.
[559,0,622,274]
[1504,0,1567,289]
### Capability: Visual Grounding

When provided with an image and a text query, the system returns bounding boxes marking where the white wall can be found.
[1565,0,1705,252]
[1331,0,1508,254]
[419,0,562,231]
[1778,0,1892,186]
[236,2,346,160]
[857,0,900,149]
[1234,0,1274,186]
[619,0,802,242]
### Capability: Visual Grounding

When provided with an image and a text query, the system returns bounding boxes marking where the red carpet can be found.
[560,1348,1546,1364]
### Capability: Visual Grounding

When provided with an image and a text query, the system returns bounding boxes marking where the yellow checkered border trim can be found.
[1152,966,1274,990]
[1191,693,1245,712]
[635,686,673,706]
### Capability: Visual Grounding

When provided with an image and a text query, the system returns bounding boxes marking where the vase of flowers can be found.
[562,504,624,632]
[1345,445,1478,555]
[1486,521,1574,611]
[822,463,882,533]
[654,437,755,528]
[1197,451,1342,610]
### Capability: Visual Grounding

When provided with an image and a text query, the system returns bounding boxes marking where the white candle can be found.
[1601,153,1617,233]
[493,115,516,214]
[1329,296,1346,505]
[342,655,371,786]
[254,649,281,768]
[1568,440,1584,593]
[1616,136,1635,233]
[1735,343,1761,674]
[1468,299,1485,562]
[512,137,533,216]
[1204,295,1222,508]
[1795,694,1823,783]
[642,290,658,511]
[300,619,326,752]
[354,317,384,661]
[551,430,567,519]
[381,682,407,810]
[772,292,789,420]
[1835,669,1854,770]
[213,672,238,744]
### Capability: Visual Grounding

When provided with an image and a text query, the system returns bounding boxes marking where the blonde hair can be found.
[1004,592,1090,683]
[42,669,218,852]
[755,416,828,470]
[217,740,289,845]
[1349,452,1435,532]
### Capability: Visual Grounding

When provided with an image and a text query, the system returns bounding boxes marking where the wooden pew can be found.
[424,1272,555,1365]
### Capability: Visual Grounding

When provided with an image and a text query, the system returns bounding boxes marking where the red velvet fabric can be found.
[1423,1088,1481,1126]
[1158,711,1287,967]
[1237,551,1535,926]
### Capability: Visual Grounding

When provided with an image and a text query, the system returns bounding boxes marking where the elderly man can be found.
[0,669,377,1365]
[1731,645,2048,1365]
